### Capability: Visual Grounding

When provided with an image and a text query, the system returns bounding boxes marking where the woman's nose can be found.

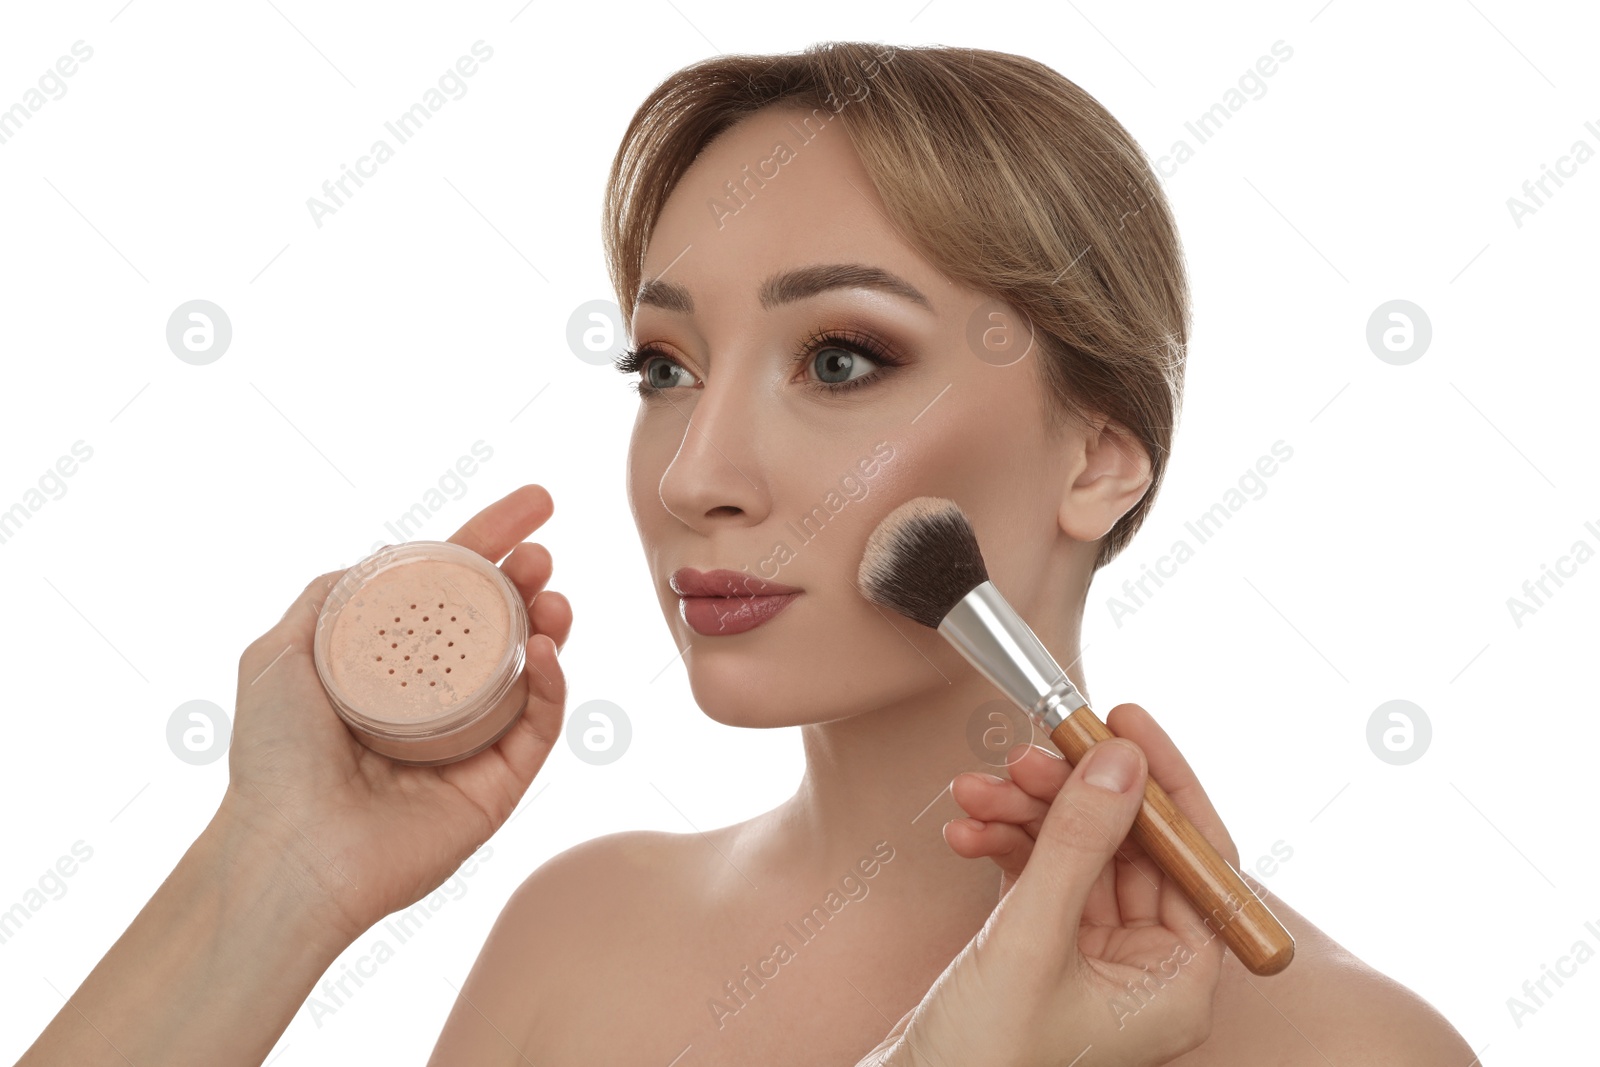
[655,378,770,531]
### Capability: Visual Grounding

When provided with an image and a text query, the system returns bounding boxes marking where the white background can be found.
[2,0,1596,1062]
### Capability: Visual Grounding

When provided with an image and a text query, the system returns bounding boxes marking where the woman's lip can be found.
[679,592,800,636]
[670,567,802,598]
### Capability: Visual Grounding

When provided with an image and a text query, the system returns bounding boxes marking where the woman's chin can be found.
[687,674,796,728]
[679,662,824,728]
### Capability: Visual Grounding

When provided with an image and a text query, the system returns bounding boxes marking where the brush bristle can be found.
[855,496,988,629]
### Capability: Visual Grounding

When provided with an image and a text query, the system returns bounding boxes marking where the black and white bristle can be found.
[855,496,989,629]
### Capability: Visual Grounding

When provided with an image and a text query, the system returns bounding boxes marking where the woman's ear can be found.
[1057,415,1153,544]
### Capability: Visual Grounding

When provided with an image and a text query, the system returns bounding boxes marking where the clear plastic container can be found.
[313,540,529,765]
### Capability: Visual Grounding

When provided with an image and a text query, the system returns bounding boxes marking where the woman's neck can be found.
[780,618,1091,906]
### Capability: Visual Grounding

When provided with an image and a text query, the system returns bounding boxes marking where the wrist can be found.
[207,786,367,954]
[15,792,363,1066]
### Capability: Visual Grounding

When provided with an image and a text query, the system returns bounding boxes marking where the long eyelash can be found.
[611,345,653,376]
[612,344,666,398]
[792,328,905,397]
[613,328,904,399]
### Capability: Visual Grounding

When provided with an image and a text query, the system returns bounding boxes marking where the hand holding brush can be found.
[856,707,1231,1067]
[856,496,1294,978]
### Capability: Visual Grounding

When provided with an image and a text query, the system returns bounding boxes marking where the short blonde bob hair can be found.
[604,41,1187,572]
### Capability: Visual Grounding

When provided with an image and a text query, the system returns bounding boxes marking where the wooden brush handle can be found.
[1048,705,1294,977]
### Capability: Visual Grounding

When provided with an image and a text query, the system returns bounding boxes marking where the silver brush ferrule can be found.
[936,580,1087,733]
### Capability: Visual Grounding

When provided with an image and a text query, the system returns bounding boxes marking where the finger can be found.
[1104,703,1238,868]
[856,1004,919,1067]
[252,568,346,654]
[950,772,1050,837]
[519,633,566,737]
[942,817,1037,882]
[530,589,572,653]
[1003,743,1072,804]
[448,484,554,565]
[488,634,567,787]
[501,540,553,603]
[282,567,346,622]
[1003,738,1148,945]
[438,633,566,823]
[1004,735,1171,926]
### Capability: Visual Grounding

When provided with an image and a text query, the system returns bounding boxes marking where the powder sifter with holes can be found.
[312,540,531,764]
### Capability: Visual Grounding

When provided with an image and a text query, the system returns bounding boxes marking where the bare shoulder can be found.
[495,827,708,986]
[427,829,702,1066]
[1171,892,1476,1066]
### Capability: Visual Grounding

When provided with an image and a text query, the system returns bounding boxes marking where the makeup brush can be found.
[856,496,1294,977]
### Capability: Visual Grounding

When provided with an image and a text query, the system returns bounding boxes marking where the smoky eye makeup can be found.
[613,320,914,400]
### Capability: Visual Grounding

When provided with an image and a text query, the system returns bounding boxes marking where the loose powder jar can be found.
[313,540,530,765]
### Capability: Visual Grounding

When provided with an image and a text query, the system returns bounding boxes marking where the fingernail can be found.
[975,772,1006,785]
[1084,741,1141,793]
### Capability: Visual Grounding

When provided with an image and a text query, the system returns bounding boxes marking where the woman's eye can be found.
[641,354,693,391]
[618,330,900,398]
[807,345,876,386]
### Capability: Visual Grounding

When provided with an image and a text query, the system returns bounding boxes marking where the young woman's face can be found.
[624,104,1097,726]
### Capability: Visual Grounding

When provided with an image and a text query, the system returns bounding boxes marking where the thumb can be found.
[1002,738,1148,942]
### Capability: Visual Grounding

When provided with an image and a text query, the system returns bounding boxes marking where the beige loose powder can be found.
[326,558,512,723]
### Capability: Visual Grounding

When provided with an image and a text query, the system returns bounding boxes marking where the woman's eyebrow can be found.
[635,263,933,315]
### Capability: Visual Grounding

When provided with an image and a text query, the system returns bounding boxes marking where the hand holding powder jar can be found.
[313,541,530,765]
